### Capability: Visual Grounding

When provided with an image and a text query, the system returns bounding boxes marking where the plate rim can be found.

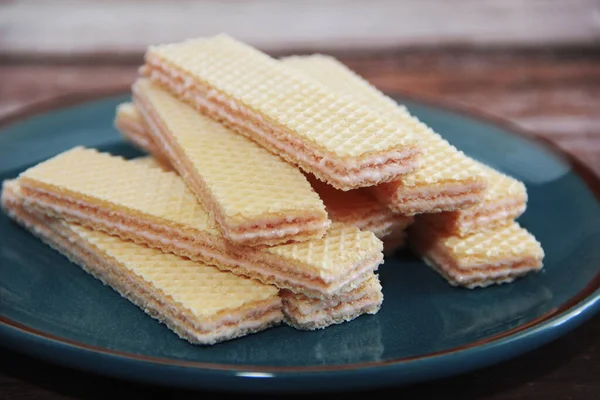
[1,87,599,391]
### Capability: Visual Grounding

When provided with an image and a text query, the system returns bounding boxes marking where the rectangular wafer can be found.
[408,220,544,288]
[115,103,412,248]
[282,55,488,214]
[135,153,409,255]
[135,152,409,255]
[16,147,384,298]
[132,78,330,247]
[1,180,283,345]
[418,161,528,236]
[281,274,383,330]
[141,34,421,190]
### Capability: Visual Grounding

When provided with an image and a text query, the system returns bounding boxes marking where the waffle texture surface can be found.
[1,181,282,345]
[133,78,329,246]
[17,147,383,298]
[143,34,421,190]
[283,55,488,214]
[409,221,544,288]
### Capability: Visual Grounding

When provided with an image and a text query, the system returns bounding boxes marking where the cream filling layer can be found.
[386,181,485,203]
[283,294,382,327]
[410,229,541,288]
[423,197,528,236]
[386,193,483,215]
[456,199,527,225]
[422,255,536,289]
[281,275,381,314]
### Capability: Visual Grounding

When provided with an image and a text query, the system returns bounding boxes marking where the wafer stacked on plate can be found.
[115,101,414,254]
[280,54,544,288]
[2,34,545,346]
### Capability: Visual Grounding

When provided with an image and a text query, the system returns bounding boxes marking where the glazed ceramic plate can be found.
[1,92,599,393]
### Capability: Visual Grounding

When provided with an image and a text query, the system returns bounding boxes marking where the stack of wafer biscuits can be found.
[114,101,414,254]
[1,180,284,345]
[1,34,545,345]
[279,53,544,288]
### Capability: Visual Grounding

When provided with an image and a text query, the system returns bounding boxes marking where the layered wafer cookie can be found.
[141,34,421,190]
[132,78,330,247]
[16,147,384,298]
[282,55,488,214]
[419,161,528,237]
[1,180,282,345]
[307,175,413,240]
[408,221,544,288]
[281,274,383,330]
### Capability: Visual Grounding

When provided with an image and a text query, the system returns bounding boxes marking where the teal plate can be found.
[1,91,599,393]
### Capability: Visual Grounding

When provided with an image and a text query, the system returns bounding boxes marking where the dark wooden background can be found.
[1,0,599,398]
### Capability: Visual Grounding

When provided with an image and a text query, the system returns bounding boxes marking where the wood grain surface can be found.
[2,0,599,58]
[1,47,599,399]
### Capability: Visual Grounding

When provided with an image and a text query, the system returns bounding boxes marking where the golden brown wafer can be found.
[16,147,384,298]
[141,34,421,190]
[132,79,330,247]
[282,55,488,214]
[1,180,282,345]
[408,220,544,288]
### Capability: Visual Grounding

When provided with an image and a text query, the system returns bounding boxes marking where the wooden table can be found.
[1,48,599,399]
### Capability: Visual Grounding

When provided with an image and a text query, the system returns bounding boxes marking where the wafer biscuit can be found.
[1,180,282,345]
[281,274,383,330]
[16,147,383,298]
[141,34,421,190]
[282,55,488,214]
[419,161,528,236]
[115,103,412,243]
[408,221,544,288]
[132,79,330,247]
[136,151,409,254]
[135,152,409,254]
